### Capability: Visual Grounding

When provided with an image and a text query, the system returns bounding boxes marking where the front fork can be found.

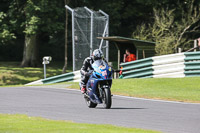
[98,83,111,99]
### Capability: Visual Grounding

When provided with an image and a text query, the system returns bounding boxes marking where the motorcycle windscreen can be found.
[92,59,108,73]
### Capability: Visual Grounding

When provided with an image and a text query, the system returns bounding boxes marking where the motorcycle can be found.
[80,59,113,109]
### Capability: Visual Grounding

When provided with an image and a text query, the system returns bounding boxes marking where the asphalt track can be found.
[0,86,200,133]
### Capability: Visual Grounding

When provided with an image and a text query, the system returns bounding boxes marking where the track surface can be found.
[0,86,200,133]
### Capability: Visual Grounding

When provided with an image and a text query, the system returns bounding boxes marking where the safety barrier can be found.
[25,70,81,85]
[120,51,200,78]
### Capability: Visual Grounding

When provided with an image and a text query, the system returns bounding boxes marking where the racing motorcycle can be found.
[80,59,113,109]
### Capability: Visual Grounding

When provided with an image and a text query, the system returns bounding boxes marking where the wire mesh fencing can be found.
[66,6,109,71]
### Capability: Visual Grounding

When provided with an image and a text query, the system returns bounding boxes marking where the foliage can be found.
[1,0,200,63]
[0,0,65,43]
[0,12,16,44]
[133,0,200,55]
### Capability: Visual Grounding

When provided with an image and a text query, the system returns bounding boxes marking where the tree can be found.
[0,12,16,45]
[62,0,70,73]
[21,2,41,67]
[0,0,18,46]
[20,0,65,67]
[133,0,200,55]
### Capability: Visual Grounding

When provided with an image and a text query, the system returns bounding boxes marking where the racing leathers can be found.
[80,56,94,88]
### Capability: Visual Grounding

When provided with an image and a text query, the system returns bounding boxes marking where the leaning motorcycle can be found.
[80,59,113,109]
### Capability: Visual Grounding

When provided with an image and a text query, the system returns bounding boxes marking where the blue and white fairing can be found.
[86,59,112,104]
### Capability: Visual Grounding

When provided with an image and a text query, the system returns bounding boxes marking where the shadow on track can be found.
[96,107,147,110]
[111,107,147,110]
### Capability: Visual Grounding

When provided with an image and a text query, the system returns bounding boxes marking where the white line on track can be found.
[114,95,200,105]
[27,86,200,105]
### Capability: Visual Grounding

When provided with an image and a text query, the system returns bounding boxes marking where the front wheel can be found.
[102,88,112,109]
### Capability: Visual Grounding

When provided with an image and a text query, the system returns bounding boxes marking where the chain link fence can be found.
[66,6,109,71]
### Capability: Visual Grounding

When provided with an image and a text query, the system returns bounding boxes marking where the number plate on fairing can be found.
[102,70,107,76]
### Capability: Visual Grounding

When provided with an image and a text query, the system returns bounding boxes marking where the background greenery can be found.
[1,0,199,65]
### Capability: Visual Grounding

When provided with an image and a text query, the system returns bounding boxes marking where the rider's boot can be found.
[81,86,86,94]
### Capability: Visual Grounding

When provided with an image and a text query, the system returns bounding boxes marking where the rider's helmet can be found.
[92,49,103,61]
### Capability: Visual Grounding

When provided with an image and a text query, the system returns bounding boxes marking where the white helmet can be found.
[92,49,103,60]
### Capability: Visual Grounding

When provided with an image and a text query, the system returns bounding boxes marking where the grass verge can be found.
[0,62,72,86]
[112,78,200,103]
[66,77,200,103]
[0,114,159,133]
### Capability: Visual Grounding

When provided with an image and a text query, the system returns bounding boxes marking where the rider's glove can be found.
[83,71,88,76]
[85,70,93,77]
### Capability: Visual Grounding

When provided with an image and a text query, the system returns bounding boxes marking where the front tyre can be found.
[102,88,112,109]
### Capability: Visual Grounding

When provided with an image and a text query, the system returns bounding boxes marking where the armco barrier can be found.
[120,51,200,78]
[25,70,81,85]
[121,58,153,71]
[26,51,200,85]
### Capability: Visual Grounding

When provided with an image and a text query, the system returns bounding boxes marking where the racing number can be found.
[102,70,107,76]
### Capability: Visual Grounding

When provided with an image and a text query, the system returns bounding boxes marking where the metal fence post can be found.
[84,7,94,55]
[42,56,52,79]
[99,10,109,61]
[44,63,46,79]
[194,39,197,52]
[65,5,75,71]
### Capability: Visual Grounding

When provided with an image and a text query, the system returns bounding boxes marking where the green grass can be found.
[0,114,159,133]
[0,62,72,86]
[111,78,200,103]
[66,78,200,103]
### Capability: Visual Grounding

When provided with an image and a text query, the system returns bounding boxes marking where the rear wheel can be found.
[102,88,112,109]
[84,95,97,108]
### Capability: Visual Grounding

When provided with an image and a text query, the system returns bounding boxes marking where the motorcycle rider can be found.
[80,49,107,94]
